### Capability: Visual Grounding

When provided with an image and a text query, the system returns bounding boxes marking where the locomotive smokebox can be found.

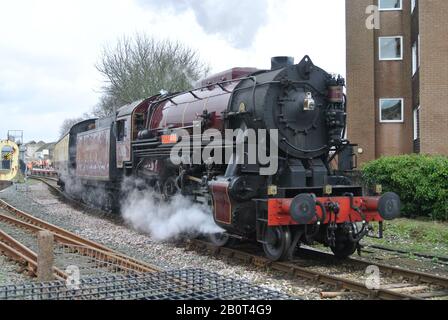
[271,56,294,70]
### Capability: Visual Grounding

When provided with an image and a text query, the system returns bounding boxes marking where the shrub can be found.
[361,155,448,221]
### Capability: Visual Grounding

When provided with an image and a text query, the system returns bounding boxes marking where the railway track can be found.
[0,197,160,280]
[187,240,448,300]
[26,175,448,300]
[31,175,448,264]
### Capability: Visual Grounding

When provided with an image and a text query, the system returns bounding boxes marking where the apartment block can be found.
[346,0,448,163]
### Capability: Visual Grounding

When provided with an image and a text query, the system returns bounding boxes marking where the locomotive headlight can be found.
[303,92,315,111]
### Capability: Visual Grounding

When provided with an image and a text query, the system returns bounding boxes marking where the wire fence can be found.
[0,268,292,300]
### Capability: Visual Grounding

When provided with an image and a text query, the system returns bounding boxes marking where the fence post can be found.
[37,231,54,282]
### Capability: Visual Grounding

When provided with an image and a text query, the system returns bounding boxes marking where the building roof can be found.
[35,142,55,153]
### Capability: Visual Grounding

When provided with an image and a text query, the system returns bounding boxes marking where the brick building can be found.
[346,0,448,164]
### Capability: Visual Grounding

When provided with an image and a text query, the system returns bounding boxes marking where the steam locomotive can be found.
[54,56,400,261]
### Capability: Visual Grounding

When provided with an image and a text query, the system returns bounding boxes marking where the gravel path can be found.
[0,181,350,299]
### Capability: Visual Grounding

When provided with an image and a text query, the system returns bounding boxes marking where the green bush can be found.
[361,155,448,221]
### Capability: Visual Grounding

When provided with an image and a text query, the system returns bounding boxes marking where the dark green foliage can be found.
[362,155,448,221]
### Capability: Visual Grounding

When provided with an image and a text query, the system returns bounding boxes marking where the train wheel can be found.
[262,226,292,261]
[102,192,116,212]
[208,233,235,247]
[162,177,179,200]
[330,240,357,259]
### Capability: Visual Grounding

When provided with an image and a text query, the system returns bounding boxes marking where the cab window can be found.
[116,120,126,142]
[1,146,13,170]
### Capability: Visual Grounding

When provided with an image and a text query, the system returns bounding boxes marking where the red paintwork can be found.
[197,68,258,87]
[148,69,255,134]
[267,196,384,227]
[210,181,232,225]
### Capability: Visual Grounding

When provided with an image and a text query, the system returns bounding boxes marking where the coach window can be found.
[380,99,404,123]
[1,146,12,170]
[379,37,403,60]
[379,0,402,11]
[116,120,126,142]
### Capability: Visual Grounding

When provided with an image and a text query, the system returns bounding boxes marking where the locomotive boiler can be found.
[55,55,401,261]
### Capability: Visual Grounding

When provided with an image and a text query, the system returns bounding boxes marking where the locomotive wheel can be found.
[162,177,179,200]
[262,226,292,261]
[330,240,358,259]
[102,191,116,212]
[208,233,235,247]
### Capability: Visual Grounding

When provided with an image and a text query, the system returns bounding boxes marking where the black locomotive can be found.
[54,56,401,261]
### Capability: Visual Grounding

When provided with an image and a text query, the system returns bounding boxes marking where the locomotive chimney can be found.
[271,56,294,70]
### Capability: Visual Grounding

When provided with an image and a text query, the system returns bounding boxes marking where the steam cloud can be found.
[137,0,269,48]
[120,179,224,241]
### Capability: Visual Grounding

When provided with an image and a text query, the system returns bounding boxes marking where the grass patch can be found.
[364,219,448,257]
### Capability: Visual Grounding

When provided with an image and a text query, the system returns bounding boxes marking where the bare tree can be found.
[91,94,119,118]
[96,34,210,116]
[59,117,87,139]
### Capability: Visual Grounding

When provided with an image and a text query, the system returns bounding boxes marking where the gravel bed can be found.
[0,255,30,285]
[0,182,368,299]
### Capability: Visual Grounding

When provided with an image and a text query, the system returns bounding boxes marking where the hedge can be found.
[361,155,448,221]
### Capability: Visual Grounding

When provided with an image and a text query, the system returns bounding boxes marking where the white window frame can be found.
[379,0,403,11]
[411,0,416,13]
[379,98,404,123]
[412,40,418,76]
[418,34,421,67]
[413,106,420,141]
[379,36,404,61]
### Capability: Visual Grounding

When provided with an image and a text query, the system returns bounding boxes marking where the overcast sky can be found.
[0,0,346,143]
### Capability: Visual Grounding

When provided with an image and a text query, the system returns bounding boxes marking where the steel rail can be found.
[189,239,448,300]
[29,176,448,300]
[364,244,448,264]
[296,246,448,288]
[0,229,67,280]
[0,199,160,274]
[0,213,157,274]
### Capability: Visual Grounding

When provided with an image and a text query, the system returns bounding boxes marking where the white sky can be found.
[0,0,346,142]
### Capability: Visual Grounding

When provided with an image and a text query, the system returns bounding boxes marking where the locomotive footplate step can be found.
[0,268,293,300]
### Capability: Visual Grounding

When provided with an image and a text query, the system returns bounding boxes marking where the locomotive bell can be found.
[303,92,316,111]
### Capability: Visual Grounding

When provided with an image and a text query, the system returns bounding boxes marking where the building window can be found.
[380,98,404,123]
[418,34,421,67]
[411,0,417,13]
[379,0,402,11]
[413,106,420,140]
[379,36,403,60]
[412,40,418,75]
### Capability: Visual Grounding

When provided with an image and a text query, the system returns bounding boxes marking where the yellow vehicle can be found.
[0,139,20,184]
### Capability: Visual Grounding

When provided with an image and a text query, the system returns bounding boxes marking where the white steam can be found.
[121,180,224,241]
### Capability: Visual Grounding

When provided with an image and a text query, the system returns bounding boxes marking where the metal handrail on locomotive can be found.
[53,56,401,261]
